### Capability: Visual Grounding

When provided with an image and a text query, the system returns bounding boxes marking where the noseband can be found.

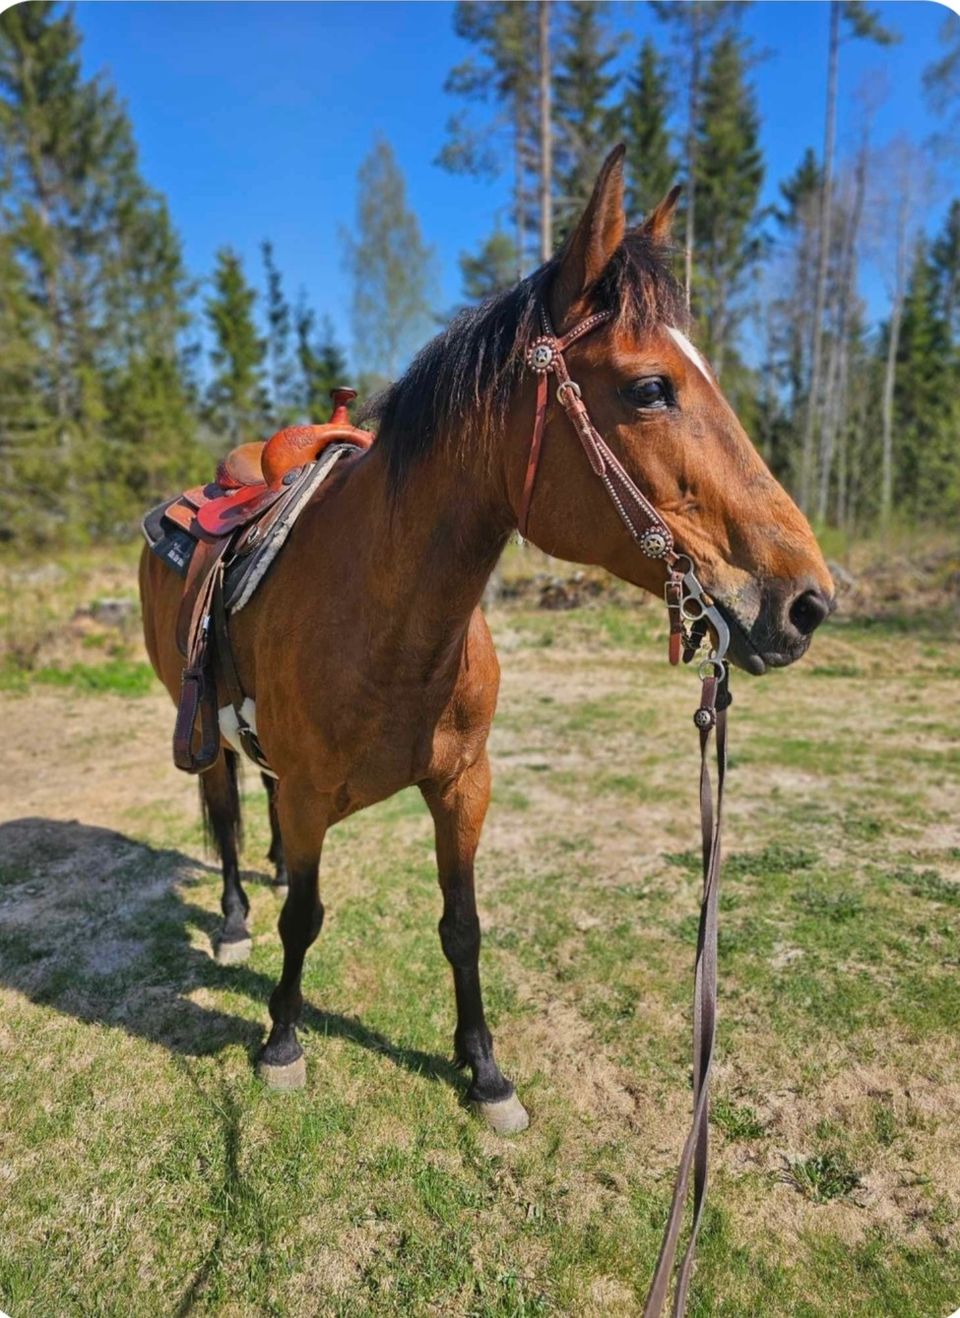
[522,304,730,1316]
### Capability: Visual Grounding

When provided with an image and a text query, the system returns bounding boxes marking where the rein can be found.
[521,305,731,1316]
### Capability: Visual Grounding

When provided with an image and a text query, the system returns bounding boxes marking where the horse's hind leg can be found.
[258,779,327,1091]
[200,749,252,964]
[262,773,288,890]
[422,753,528,1135]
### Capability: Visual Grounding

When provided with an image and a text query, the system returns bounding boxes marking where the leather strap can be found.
[172,541,230,773]
[518,307,674,558]
[644,690,727,1316]
[211,570,273,773]
[521,300,733,1314]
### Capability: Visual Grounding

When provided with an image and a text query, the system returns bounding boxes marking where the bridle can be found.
[521,303,731,1317]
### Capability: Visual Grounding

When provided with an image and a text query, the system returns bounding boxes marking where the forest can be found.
[1,1,958,549]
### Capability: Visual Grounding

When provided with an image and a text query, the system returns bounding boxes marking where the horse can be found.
[139,147,833,1140]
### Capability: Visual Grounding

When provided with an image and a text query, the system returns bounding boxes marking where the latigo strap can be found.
[522,303,731,1315]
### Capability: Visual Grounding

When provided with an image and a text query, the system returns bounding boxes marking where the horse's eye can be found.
[624,377,671,410]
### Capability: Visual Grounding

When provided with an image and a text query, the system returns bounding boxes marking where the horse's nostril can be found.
[789,589,831,636]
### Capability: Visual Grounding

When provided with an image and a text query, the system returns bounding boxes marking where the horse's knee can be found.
[278,892,324,946]
[439,912,480,967]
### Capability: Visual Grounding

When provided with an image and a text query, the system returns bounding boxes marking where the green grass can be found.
[785,1151,863,1203]
[0,590,959,1315]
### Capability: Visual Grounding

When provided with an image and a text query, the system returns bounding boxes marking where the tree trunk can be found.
[881,199,908,528]
[513,111,526,281]
[538,1,553,265]
[684,3,703,312]
[800,0,840,514]
[816,141,866,522]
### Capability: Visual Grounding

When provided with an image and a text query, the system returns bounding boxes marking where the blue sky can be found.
[74,1,958,369]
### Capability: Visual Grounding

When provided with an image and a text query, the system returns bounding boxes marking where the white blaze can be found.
[665,325,713,382]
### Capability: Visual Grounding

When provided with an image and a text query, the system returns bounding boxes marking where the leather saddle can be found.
[144,388,374,775]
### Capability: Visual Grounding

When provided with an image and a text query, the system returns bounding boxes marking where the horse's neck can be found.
[346,438,511,671]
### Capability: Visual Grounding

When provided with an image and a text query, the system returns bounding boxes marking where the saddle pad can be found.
[223,443,356,613]
[141,498,197,578]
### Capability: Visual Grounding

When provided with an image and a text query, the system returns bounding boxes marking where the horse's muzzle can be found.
[715,582,835,675]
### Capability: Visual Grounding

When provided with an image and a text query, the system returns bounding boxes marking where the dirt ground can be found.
[1,571,959,1314]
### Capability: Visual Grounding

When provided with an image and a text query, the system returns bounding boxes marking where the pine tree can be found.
[261,240,296,427]
[931,198,960,336]
[554,2,621,238]
[437,3,539,275]
[651,1,739,308]
[620,37,676,220]
[205,248,267,446]
[692,32,764,379]
[891,239,958,524]
[459,228,519,302]
[0,1,199,543]
[342,138,436,380]
[295,299,349,420]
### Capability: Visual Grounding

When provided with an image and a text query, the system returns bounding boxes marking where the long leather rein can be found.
[520,304,731,1316]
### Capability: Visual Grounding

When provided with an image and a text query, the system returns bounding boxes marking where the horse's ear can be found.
[641,184,683,244]
[550,144,626,329]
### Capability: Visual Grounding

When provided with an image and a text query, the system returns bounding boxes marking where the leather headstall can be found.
[522,302,732,1317]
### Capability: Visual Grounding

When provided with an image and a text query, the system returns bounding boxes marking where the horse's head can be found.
[512,147,834,674]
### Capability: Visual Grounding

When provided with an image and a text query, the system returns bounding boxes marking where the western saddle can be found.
[144,388,373,775]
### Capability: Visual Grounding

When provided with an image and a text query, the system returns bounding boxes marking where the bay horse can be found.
[140,148,833,1140]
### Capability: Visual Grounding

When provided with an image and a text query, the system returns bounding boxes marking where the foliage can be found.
[261,240,297,428]
[204,247,268,446]
[437,2,539,268]
[294,301,349,421]
[459,227,519,303]
[342,138,437,380]
[0,1,203,545]
[620,37,677,221]
[691,30,764,379]
[553,1,621,237]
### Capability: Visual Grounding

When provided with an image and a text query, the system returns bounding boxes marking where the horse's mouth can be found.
[711,600,811,677]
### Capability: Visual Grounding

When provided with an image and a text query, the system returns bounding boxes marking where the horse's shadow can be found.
[0,817,463,1092]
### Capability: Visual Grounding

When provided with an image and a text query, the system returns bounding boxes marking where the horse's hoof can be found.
[257,1055,306,1091]
[473,1092,529,1135]
[273,880,288,897]
[215,936,252,965]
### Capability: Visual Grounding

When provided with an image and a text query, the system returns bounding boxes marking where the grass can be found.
[0,568,959,1315]
[785,1151,863,1204]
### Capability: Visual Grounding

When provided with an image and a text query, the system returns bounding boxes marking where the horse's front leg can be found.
[257,778,328,1091]
[422,753,528,1135]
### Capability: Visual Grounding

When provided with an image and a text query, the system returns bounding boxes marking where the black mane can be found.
[361,229,687,492]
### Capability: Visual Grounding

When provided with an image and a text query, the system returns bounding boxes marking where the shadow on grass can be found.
[0,817,463,1093]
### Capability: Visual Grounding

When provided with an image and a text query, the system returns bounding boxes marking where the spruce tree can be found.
[692,31,764,379]
[554,2,621,238]
[0,1,199,542]
[261,240,296,427]
[651,1,739,308]
[620,37,676,220]
[931,198,960,336]
[459,228,519,302]
[342,138,436,380]
[295,300,349,420]
[893,238,959,524]
[205,248,267,445]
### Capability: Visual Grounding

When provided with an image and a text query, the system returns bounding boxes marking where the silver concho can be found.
[526,337,557,373]
[693,707,716,730]
[639,527,670,559]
